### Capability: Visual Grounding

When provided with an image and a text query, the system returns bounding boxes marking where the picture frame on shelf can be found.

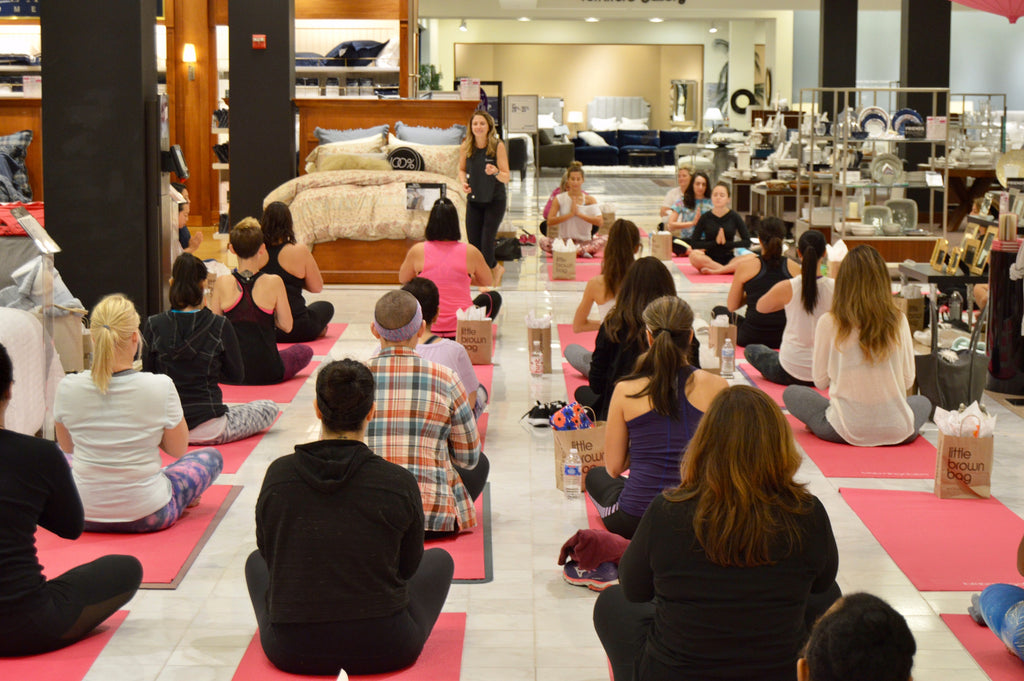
[962,223,981,244]
[970,226,998,275]
[930,238,949,273]
[1013,195,1024,221]
[945,246,964,275]
[979,194,993,218]
[960,237,981,274]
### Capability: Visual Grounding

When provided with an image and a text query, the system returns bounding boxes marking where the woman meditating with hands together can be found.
[685,181,755,275]
[666,170,711,256]
[538,162,607,257]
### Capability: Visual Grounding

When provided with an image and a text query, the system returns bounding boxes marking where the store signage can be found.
[0,1,39,17]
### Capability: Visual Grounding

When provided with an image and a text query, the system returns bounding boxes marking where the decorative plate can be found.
[861,114,889,138]
[870,153,905,186]
[892,109,924,135]
[858,106,890,132]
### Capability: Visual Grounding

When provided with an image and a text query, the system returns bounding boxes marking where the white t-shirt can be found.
[779,276,835,382]
[662,187,684,209]
[55,370,183,522]
[555,193,601,243]
[813,313,917,446]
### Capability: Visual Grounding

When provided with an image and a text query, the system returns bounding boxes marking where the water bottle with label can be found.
[530,339,544,376]
[563,448,582,500]
[720,338,735,379]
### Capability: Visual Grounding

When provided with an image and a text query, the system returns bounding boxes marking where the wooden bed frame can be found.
[0,98,43,201]
[294,98,479,284]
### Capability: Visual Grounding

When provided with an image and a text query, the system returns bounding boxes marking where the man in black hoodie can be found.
[244,359,454,676]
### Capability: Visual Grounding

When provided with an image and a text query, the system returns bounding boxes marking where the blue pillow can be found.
[395,121,466,146]
[314,124,389,145]
[0,130,32,200]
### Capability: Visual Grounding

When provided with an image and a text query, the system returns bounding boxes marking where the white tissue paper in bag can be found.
[456,305,488,321]
[934,402,996,438]
[525,312,552,329]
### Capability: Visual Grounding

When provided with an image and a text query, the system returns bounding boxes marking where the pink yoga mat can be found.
[547,261,602,282]
[231,612,467,681]
[276,323,347,356]
[220,360,321,404]
[585,493,604,530]
[737,365,817,407]
[0,611,128,680]
[557,324,598,354]
[674,257,734,284]
[161,413,281,474]
[942,614,1024,681]
[562,362,588,403]
[424,486,492,582]
[36,485,241,588]
[840,488,1024,591]
[787,415,936,479]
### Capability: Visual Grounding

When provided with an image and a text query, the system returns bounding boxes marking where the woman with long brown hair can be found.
[563,219,641,377]
[783,245,931,446]
[594,386,840,681]
[458,109,510,284]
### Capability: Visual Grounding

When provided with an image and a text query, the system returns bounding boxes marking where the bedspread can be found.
[264,169,467,246]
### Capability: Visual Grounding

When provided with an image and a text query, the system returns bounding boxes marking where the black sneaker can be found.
[522,400,566,427]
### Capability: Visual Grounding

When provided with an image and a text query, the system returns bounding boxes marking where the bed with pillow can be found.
[0,98,42,201]
[284,99,479,284]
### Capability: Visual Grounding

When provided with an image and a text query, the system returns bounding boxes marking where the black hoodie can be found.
[142,308,244,429]
[255,438,425,624]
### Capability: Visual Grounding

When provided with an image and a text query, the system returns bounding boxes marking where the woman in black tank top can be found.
[458,110,510,285]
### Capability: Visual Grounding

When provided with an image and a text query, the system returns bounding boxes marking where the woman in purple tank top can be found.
[583,296,727,539]
[399,198,502,338]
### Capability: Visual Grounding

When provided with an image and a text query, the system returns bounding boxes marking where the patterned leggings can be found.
[83,448,223,533]
[190,400,279,445]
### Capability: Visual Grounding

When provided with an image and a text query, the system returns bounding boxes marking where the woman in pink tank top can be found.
[399,198,502,338]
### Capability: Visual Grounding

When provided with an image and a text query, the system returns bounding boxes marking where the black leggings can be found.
[585,467,642,539]
[275,301,335,343]
[426,453,491,540]
[466,198,507,268]
[245,548,454,676]
[0,555,142,657]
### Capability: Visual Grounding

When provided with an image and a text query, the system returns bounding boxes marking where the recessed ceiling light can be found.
[649,17,664,23]
[585,17,599,22]
[518,16,530,22]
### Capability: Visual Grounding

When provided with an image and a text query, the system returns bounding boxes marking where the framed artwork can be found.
[945,246,963,274]
[961,237,981,274]
[971,226,998,275]
[930,238,949,272]
[962,223,981,244]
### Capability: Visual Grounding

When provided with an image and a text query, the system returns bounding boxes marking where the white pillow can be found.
[619,117,649,130]
[590,116,618,131]
[387,134,461,179]
[537,113,558,129]
[304,136,386,172]
[579,131,609,147]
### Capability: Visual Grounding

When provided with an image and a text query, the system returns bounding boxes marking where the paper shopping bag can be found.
[553,422,606,492]
[895,296,926,333]
[527,325,552,373]
[708,323,737,359]
[457,319,493,365]
[934,431,993,499]
[651,231,673,261]
[552,249,576,280]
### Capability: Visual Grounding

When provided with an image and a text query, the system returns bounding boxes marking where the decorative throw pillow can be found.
[305,136,386,173]
[387,136,460,179]
[375,39,401,69]
[314,125,389,145]
[314,153,392,173]
[387,146,425,172]
[325,40,389,67]
[395,121,466,145]
[619,117,649,130]
[537,113,558,129]
[578,131,609,147]
[590,116,618,132]
[538,129,555,146]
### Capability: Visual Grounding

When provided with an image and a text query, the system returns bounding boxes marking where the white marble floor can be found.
[78,171,1023,681]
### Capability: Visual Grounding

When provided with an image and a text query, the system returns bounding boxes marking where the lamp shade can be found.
[950,0,1024,23]
[567,111,584,124]
[182,43,197,64]
[704,107,724,122]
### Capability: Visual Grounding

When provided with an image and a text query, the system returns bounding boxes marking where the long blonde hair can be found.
[89,293,140,394]
[461,110,500,158]
[665,386,813,567]
[831,245,901,363]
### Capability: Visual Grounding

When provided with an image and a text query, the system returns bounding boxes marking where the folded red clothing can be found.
[558,528,630,571]
[0,201,44,236]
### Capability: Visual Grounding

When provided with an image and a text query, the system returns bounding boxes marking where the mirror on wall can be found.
[670,79,698,123]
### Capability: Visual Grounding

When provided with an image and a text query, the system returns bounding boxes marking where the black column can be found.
[40,0,160,315]
[228,0,295,225]
[819,0,857,118]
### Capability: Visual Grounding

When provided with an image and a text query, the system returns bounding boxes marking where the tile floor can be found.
[81,170,1023,681]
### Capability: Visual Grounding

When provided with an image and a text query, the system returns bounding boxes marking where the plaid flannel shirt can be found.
[367,346,481,532]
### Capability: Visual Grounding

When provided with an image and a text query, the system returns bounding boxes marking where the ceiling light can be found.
[709,22,718,33]
[458,19,468,32]
[585,17,599,22]
[518,17,531,22]
[649,17,664,23]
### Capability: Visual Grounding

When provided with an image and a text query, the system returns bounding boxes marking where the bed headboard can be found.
[538,97,564,125]
[587,97,651,126]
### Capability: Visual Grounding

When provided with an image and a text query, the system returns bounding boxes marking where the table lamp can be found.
[704,107,724,134]
[567,110,584,137]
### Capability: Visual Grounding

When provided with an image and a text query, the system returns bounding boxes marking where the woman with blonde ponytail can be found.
[55,294,223,532]
[582,296,727,541]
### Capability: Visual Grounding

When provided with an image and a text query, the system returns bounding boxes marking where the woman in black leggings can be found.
[459,109,510,285]
[0,343,142,657]
[245,358,454,675]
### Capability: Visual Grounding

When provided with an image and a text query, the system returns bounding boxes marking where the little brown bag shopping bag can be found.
[527,325,552,373]
[552,249,576,280]
[651,232,673,261]
[934,423,993,499]
[708,322,737,359]
[553,423,606,492]
[457,320,493,365]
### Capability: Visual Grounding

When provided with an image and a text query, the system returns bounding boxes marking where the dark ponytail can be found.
[798,230,827,314]
[758,216,785,263]
[626,296,694,417]
[315,359,376,434]
[169,253,208,310]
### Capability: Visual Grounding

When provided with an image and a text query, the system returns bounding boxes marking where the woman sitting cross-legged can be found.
[594,385,841,681]
[55,294,223,532]
[399,197,501,340]
[746,229,834,386]
[685,181,756,275]
[260,201,335,343]
[245,359,454,676]
[538,162,608,258]
[0,342,143,657]
[143,253,279,445]
[209,218,314,385]
[583,296,727,543]
[711,217,799,349]
[563,219,641,378]
[666,170,712,256]
[783,245,932,446]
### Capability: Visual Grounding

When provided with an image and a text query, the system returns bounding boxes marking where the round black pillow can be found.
[388,146,424,172]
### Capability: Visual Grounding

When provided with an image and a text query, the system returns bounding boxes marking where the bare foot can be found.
[491,262,505,287]
[187,496,202,508]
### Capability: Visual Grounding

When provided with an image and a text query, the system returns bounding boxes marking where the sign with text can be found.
[0,1,39,16]
[506,95,539,134]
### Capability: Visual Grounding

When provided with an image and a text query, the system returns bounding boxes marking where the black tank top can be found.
[467,146,506,204]
[743,257,789,334]
[223,271,284,384]
[262,244,309,321]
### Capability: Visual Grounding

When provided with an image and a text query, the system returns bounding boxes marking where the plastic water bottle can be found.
[530,339,544,376]
[720,338,735,379]
[948,290,963,323]
[563,448,582,500]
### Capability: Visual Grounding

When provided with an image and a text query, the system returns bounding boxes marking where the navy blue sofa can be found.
[572,129,700,166]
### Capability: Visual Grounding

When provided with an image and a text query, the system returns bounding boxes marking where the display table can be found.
[751,183,797,220]
[898,262,988,352]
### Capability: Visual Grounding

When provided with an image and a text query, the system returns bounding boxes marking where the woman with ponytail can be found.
[54,294,223,532]
[745,230,835,386]
[583,296,727,540]
[712,216,798,348]
[246,359,454,675]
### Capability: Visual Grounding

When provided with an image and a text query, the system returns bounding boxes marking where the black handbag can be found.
[915,304,988,412]
[493,236,522,261]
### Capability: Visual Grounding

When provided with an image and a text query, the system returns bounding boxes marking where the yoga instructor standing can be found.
[459,110,510,286]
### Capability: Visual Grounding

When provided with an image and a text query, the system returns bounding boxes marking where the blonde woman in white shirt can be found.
[783,246,931,446]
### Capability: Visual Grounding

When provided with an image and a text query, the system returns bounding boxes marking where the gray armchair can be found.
[538,128,574,169]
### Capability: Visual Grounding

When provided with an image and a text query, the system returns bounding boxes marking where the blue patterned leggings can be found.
[83,448,223,533]
[190,400,279,445]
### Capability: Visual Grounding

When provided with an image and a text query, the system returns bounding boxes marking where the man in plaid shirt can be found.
[367,290,489,536]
